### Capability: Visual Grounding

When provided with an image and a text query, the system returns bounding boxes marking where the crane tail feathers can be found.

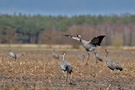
[69,69,73,74]
[119,67,123,71]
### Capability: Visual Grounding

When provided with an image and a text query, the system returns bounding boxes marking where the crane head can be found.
[63,52,66,55]
[105,49,109,53]
[77,34,81,38]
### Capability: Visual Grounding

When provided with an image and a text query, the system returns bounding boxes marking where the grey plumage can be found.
[8,48,17,59]
[105,49,123,71]
[60,52,73,81]
[93,51,103,63]
[52,49,59,59]
[65,34,105,65]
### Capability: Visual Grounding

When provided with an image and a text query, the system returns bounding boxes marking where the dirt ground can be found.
[0,47,135,90]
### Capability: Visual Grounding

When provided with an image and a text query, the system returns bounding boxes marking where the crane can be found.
[60,52,73,82]
[8,48,24,60]
[52,49,59,59]
[65,34,105,65]
[8,48,17,60]
[105,49,123,71]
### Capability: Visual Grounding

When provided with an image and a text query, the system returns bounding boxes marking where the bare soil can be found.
[0,48,135,90]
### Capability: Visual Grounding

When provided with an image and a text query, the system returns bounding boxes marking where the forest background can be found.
[0,13,135,47]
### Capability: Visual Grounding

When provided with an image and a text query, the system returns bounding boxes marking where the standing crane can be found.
[65,34,105,65]
[105,49,123,71]
[93,51,103,63]
[52,49,59,59]
[8,48,24,60]
[8,48,17,60]
[60,52,73,82]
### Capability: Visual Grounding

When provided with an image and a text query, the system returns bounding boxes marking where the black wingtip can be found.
[96,35,106,46]
[98,35,105,38]
[65,34,69,37]
[65,34,72,38]
[65,34,69,36]
[99,35,105,37]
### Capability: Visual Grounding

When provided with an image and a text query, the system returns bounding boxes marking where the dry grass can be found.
[0,47,135,90]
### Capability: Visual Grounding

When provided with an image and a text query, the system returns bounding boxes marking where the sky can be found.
[0,0,135,16]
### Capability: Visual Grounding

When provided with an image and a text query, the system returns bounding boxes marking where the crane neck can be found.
[77,36,82,42]
[105,51,109,60]
[62,54,65,61]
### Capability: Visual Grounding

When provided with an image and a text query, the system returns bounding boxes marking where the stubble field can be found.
[0,46,135,90]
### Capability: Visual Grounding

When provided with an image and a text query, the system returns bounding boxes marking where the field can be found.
[0,45,135,90]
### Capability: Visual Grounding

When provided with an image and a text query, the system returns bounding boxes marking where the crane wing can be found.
[9,52,17,59]
[65,35,80,41]
[60,60,70,71]
[89,35,105,46]
[9,52,16,57]
[114,62,123,71]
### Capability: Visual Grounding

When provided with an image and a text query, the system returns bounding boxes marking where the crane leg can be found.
[85,52,90,66]
[96,59,98,64]
[66,72,68,82]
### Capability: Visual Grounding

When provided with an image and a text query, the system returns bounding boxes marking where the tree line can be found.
[0,13,135,46]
